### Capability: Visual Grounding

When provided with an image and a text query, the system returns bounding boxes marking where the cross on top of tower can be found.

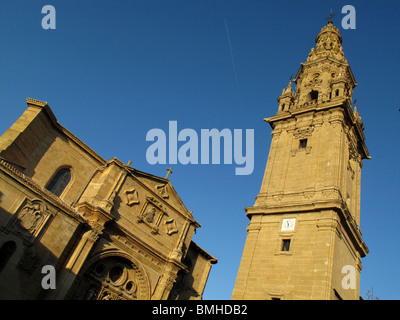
[325,9,337,24]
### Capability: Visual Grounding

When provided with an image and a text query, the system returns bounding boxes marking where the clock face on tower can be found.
[281,218,296,231]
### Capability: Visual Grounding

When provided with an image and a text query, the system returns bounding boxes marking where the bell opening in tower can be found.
[307,90,319,103]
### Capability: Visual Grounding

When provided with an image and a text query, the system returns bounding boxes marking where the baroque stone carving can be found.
[347,130,362,163]
[5,198,49,245]
[137,198,167,235]
[136,197,179,236]
[292,127,314,139]
[73,257,146,300]
[86,221,104,242]
[125,188,140,206]
[164,219,178,236]
[156,184,169,199]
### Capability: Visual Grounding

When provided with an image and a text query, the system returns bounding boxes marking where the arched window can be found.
[46,168,71,197]
[0,241,16,272]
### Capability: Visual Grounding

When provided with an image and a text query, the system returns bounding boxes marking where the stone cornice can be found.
[245,198,368,257]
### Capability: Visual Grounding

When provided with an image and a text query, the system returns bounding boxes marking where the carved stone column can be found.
[152,263,178,300]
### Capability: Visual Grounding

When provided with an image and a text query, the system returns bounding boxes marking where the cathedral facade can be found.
[232,21,370,300]
[0,98,216,300]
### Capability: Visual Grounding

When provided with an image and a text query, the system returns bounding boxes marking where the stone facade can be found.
[0,98,216,300]
[232,21,370,300]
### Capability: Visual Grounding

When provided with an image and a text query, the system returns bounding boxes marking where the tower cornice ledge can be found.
[245,199,369,257]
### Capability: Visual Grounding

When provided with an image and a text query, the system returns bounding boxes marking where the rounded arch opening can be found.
[70,251,150,300]
[306,90,319,102]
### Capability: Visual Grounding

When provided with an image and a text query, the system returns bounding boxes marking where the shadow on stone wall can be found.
[0,190,79,300]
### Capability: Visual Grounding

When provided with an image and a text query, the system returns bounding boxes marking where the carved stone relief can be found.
[137,197,167,235]
[292,127,314,139]
[125,188,140,206]
[164,219,178,236]
[86,221,104,243]
[156,184,169,199]
[5,198,50,245]
[136,197,179,237]
[70,256,149,300]
[348,135,360,163]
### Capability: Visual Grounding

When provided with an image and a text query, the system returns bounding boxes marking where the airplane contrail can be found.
[224,18,239,90]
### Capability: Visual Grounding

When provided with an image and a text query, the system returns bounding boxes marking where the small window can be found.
[299,139,308,148]
[281,239,291,252]
[46,168,71,197]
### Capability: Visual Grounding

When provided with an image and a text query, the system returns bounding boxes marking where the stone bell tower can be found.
[232,21,370,300]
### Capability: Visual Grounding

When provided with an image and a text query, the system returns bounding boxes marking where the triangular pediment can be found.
[122,167,198,226]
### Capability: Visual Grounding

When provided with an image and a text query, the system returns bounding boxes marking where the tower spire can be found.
[287,19,356,110]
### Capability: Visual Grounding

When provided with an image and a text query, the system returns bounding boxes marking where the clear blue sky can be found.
[0,1,399,300]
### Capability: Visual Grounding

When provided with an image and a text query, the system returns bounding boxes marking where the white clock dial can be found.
[281,218,296,231]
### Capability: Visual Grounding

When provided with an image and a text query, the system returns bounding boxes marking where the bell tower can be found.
[232,21,370,300]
